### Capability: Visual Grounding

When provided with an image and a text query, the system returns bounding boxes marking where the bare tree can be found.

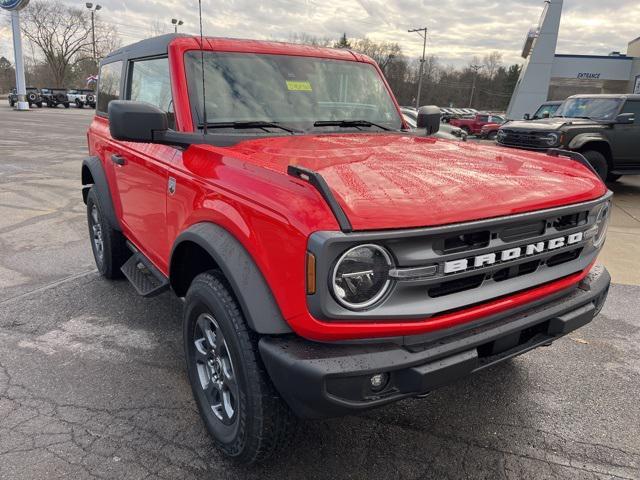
[482,51,503,80]
[288,32,333,48]
[20,0,118,87]
[351,38,403,75]
[150,18,169,37]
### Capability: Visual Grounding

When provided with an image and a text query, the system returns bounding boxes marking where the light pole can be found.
[85,3,101,62]
[408,27,427,109]
[468,64,482,108]
[171,18,184,33]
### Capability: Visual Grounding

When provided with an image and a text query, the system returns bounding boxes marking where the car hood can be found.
[219,133,606,231]
[502,117,601,131]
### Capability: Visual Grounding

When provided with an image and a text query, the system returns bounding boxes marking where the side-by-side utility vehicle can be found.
[83,34,612,463]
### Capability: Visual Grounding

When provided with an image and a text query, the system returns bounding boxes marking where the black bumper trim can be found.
[259,266,610,419]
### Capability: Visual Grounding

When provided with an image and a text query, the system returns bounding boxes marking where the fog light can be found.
[369,373,389,392]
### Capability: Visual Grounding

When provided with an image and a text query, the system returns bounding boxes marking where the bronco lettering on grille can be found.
[443,231,584,274]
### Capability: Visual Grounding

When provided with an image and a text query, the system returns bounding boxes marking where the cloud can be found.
[1,0,639,69]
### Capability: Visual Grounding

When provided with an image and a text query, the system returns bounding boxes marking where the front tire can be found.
[184,272,295,464]
[487,130,497,140]
[86,188,128,279]
[76,100,83,108]
[581,150,608,181]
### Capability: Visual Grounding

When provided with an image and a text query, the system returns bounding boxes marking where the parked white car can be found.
[67,89,96,109]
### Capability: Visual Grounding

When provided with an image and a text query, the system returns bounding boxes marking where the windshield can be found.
[554,98,622,120]
[185,52,402,131]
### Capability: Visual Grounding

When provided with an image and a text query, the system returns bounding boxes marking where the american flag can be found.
[86,75,98,86]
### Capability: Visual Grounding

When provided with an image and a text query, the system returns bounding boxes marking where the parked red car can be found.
[82,34,611,463]
[480,122,502,140]
[450,112,506,135]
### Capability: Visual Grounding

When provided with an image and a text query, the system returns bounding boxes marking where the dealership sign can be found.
[577,72,601,80]
[0,0,29,10]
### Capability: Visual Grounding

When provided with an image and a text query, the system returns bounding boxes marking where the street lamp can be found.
[171,18,184,33]
[468,64,483,108]
[408,27,428,109]
[85,3,102,62]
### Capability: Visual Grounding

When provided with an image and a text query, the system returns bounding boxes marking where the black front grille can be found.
[499,129,548,148]
[428,274,486,298]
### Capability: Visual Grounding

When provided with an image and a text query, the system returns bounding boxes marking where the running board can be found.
[121,249,169,297]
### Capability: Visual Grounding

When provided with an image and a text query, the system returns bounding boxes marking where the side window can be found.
[97,61,122,115]
[478,115,489,122]
[128,57,174,128]
[621,101,640,124]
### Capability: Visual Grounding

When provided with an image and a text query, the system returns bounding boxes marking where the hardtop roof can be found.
[568,94,640,100]
[100,33,366,66]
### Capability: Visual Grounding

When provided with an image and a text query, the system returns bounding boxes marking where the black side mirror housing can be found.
[523,113,531,120]
[416,105,441,135]
[615,113,635,124]
[108,100,168,142]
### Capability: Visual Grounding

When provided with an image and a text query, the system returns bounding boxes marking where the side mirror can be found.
[615,113,634,124]
[523,113,530,120]
[416,105,441,135]
[108,100,168,142]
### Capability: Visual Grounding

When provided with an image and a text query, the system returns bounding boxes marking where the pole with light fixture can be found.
[408,27,428,109]
[171,18,184,33]
[2,0,30,110]
[85,3,102,61]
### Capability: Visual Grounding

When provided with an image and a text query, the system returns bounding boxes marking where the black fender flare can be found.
[81,156,122,231]
[170,222,292,335]
[568,133,610,152]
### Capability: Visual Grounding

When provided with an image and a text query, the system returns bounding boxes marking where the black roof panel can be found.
[101,33,187,65]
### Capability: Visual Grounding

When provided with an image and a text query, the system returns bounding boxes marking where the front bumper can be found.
[259,265,610,419]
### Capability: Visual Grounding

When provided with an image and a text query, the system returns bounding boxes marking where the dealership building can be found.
[506,0,640,119]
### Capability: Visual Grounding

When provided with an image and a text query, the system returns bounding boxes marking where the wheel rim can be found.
[90,205,104,262]
[193,313,238,425]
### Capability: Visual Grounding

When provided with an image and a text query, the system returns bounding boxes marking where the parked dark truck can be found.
[498,94,640,181]
[82,34,612,463]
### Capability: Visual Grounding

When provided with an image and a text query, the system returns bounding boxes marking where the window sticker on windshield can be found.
[286,80,312,92]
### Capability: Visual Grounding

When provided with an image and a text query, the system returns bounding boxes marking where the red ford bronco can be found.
[82,34,612,463]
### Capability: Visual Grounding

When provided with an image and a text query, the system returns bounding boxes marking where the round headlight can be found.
[497,129,506,140]
[593,201,611,248]
[542,133,559,146]
[331,244,393,310]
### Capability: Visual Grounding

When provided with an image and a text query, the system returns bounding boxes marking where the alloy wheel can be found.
[193,313,238,425]
[90,204,104,262]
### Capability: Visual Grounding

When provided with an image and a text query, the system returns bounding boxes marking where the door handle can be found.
[111,154,126,166]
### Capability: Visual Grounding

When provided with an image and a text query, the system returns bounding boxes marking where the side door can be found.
[610,100,640,168]
[475,114,489,134]
[110,56,177,271]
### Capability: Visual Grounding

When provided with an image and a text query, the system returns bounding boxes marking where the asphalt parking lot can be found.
[1,104,639,479]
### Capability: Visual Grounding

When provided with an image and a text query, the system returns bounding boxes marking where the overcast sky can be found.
[1,0,639,68]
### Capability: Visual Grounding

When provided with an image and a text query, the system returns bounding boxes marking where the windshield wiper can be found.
[204,121,302,134]
[312,120,394,131]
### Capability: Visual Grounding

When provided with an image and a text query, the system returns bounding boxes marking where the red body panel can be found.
[481,123,501,135]
[450,114,497,134]
[222,133,605,231]
[88,36,607,342]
